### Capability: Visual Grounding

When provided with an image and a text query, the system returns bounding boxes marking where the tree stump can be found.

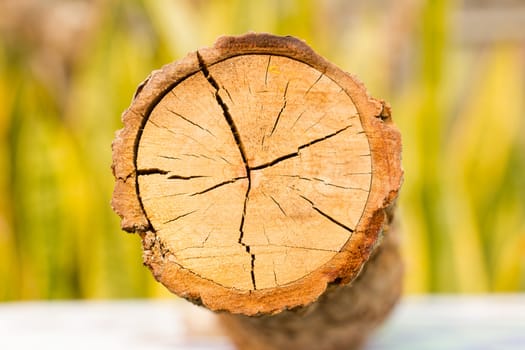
[112,33,403,349]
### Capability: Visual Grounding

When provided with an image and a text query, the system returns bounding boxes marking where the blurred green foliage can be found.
[0,0,524,300]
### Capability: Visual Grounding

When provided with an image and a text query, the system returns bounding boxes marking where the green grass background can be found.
[1,0,524,300]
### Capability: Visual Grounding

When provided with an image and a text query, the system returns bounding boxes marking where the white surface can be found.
[368,295,525,350]
[0,300,230,350]
[1,296,524,349]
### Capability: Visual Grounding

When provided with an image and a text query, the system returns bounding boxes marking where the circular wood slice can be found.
[112,33,402,315]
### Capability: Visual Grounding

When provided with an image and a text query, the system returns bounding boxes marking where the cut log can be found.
[112,33,403,348]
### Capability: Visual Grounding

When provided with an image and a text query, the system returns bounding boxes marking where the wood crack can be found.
[251,244,338,253]
[278,175,368,191]
[250,124,353,171]
[304,72,323,96]
[310,177,369,191]
[163,210,197,225]
[291,110,306,129]
[270,81,289,136]
[190,177,247,196]
[159,155,181,161]
[264,56,271,85]
[142,192,187,200]
[137,168,168,176]
[197,51,256,290]
[298,194,355,234]
[268,194,287,216]
[148,119,218,155]
[167,174,208,180]
[166,107,215,137]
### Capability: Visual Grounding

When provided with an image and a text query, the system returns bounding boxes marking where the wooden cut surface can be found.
[112,33,402,315]
[137,54,370,291]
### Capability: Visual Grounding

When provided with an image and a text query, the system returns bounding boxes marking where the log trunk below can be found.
[112,33,403,349]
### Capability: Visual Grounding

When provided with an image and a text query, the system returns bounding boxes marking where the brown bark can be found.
[111,33,403,348]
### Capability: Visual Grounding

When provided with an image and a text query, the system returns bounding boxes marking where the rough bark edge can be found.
[111,52,202,232]
[111,33,403,315]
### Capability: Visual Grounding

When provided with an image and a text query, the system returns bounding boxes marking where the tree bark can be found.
[112,33,403,348]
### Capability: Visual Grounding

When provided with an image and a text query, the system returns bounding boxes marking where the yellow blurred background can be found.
[1,0,524,301]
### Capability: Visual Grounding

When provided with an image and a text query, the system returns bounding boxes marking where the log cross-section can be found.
[112,33,402,316]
